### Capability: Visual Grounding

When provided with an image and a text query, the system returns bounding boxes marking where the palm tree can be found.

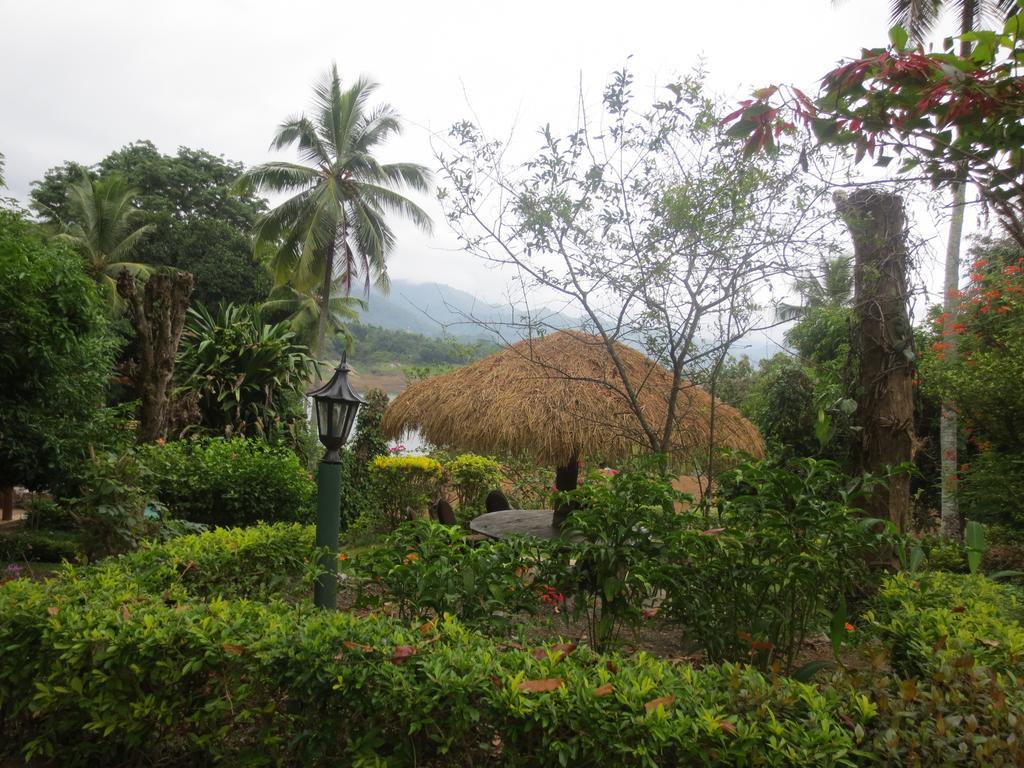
[887,0,1017,539]
[237,64,432,355]
[49,173,153,299]
[262,273,366,352]
[777,255,853,321]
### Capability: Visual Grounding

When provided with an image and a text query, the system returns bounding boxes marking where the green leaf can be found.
[889,25,909,51]
[793,659,837,682]
[965,520,986,575]
[829,594,848,659]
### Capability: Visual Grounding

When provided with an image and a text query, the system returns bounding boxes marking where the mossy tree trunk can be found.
[835,189,916,532]
[117,270,194,443]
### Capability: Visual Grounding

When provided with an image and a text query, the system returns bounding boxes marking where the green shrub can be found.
[0,529,83,563]
[174,303,319,445]
[111,522,318,601]
[552,457,688,651]
[917,533,971,573]
[959,450,1024,530]
[1,574,865,766]
[338,389,389,526]
[140,437,315,527]
[842,570,1024,765]
[343,520,546,628]
[63,449,162,558]
[868,570,1024,677]
[369,455,443,529]
[5,532,1024,766]
[658,457,886,671]
[0,210,121,493]
[499,453,555,509]
[445,453,502,516]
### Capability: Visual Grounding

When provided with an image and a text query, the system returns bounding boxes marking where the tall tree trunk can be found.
[940,175,967,538]
[936,17,977,539]
[835,189,916,531]
[315,229,342,358]
[118,271,194,443]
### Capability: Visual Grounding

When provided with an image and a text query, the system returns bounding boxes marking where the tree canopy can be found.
[32,141,271,308]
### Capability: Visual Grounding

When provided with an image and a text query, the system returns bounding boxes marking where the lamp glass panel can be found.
[330,401,346,439]
[340,402,359,443]
[315,399,331,440]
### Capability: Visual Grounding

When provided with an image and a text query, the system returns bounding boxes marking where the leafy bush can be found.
[497,454,556,510]
[958,450,1024,530]
[369,455,443,529]
[658,457,885,671]
[445,453,502,516]
[840,570,1024,765]
[0,529,83,563]
[920,241,1024,456]
[343,520,547,628]
[338,389,389,527]
[868,570,1024,677]
[63,449,162,558]
[0,570,865,766]
[140,437,315,527]
[112,522,318,601]
[552,458,688,651]
[0,210,121,493]
[5,530,1024,766]
[174,303,318,444]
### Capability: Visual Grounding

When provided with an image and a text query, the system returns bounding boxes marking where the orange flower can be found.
[337,552,347,561]
[404,553,418,563]
[844,623,855,632]
[972,258,989,268]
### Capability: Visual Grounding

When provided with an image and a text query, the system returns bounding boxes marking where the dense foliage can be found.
[445,453,503,517]
[140,438,315,527]
[174,303,319,444]
[32,141,271,308]
[348,323,499,367]
[659,458,885,671]
[343,520,547,627]
[3,524,1022,766]
[368,455,443,529]
[0,211,121,492]
[338,389,390,527]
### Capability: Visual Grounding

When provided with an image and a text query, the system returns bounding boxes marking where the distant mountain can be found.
[356,279,577,341]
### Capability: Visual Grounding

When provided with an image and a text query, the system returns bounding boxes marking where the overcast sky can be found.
[2,0,964,316]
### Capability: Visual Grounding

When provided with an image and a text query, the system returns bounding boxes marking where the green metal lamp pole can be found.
[307,356,364,610]
[313,457,343,608]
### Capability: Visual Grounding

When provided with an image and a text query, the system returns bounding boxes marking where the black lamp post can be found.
[307,354,364,609]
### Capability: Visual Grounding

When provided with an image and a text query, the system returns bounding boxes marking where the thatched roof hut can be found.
[382,331,764,470]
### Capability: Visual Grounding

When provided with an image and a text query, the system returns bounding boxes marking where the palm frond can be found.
[356,182,433,233]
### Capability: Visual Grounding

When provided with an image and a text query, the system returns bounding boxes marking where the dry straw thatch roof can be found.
[382,331,764,466]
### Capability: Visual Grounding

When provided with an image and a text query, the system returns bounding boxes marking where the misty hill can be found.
[356,278,577,341]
